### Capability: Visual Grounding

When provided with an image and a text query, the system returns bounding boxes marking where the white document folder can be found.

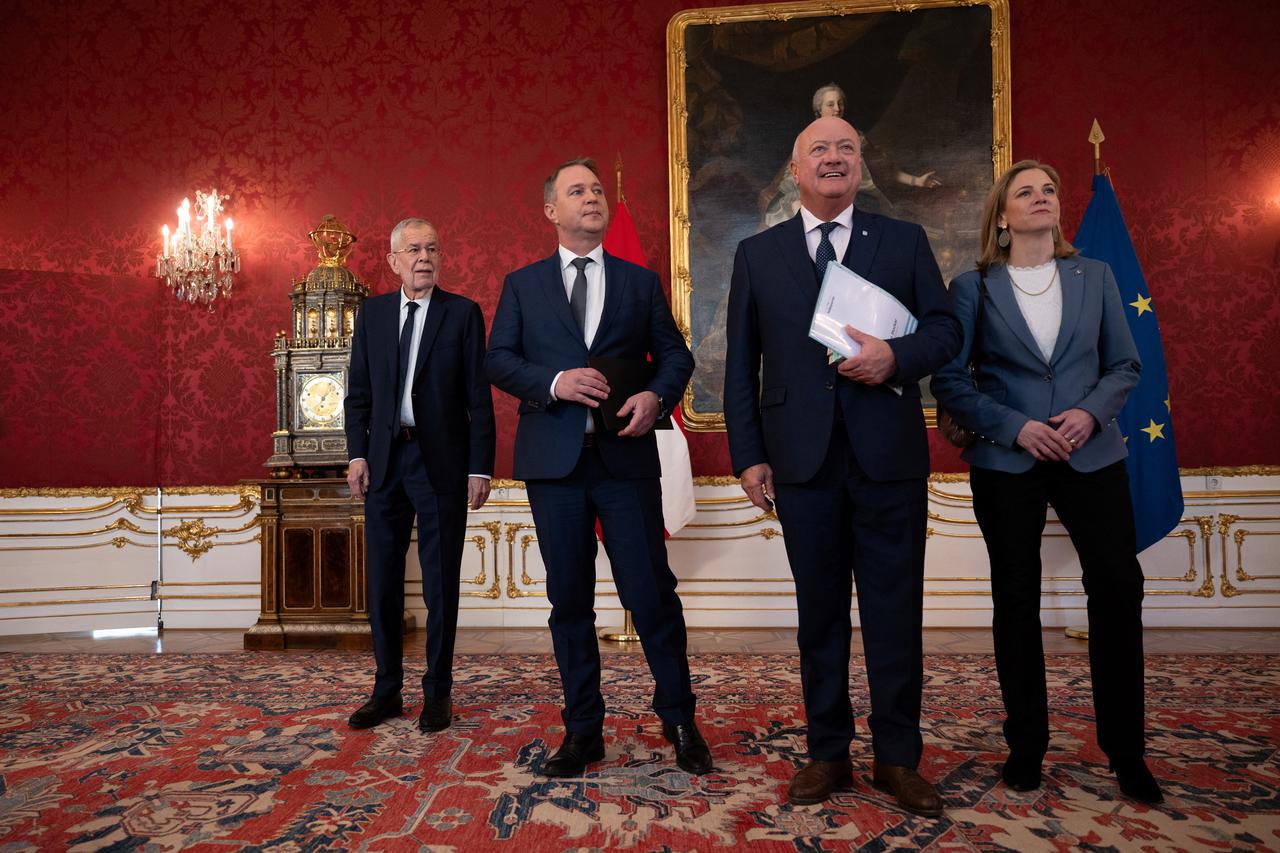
[808,261,918,358]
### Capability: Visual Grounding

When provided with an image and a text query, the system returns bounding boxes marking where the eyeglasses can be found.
[391,244,440,258]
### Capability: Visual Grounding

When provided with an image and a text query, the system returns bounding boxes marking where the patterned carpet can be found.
[1,651,1277,851]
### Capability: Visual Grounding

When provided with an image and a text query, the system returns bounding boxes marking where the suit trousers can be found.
[970,460,1147,763]
[773,426,927,766]
[526,444,696,734]
[364,437,466,700]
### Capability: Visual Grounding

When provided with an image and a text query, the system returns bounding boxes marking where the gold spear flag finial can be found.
[614,152,626,205]
[1089,119,1106,176]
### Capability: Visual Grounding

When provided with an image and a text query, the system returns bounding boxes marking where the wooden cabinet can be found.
[243,478,414,649]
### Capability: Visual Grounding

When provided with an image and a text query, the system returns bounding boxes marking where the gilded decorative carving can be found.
[1180,465,1280,476]
[670,528,784,541]
[1192,516,1217,598]
[503,522,545,598]
[162,518,259,561]
[0,517,147,539]
[461,521,503,599]
[1215,513,1280,596]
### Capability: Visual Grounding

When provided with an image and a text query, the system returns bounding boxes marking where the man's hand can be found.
[836,325,897,386]
[740,462,775,513]
[347,459,370,501]
[617,391,660,437]
[554,368,610,407]
[1016,420,1073,462]
[467,476,491,510]
[1048,407,1097,452]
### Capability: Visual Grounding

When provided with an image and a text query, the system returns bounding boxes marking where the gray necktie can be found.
[569,257,591,337]
[815,221,839,276]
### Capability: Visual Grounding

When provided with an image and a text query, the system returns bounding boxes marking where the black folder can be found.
[587,357,673,431]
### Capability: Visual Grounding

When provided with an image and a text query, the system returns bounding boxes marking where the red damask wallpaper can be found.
[0,0,1276,486]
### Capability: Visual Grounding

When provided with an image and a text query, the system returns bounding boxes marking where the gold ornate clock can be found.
[298,373,344,429]
[265,215,370,474]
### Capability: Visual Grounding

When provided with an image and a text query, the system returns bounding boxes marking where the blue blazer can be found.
[486,252,694,482]
[930,257,1141,474]
[344,287,496,492]
[724,209,961,483]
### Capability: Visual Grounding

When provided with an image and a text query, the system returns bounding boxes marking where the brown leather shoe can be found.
[872,761,943,817]
[787,758,853,805]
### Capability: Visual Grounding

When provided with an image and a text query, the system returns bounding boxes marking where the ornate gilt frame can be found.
[667,0,1012,431]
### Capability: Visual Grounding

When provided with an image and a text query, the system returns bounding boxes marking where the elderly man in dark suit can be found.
[486,158,710,777]
[724,117,961,812]
[343,217,495,733]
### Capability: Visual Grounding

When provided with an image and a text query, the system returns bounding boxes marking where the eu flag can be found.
[1074,173,1183,553]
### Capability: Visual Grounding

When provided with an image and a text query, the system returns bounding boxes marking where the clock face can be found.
[298,374,344,429]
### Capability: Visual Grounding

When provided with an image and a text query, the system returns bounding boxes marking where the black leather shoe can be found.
[1111,758,1164,804]
[542,731,605,777]
[347,693,403,729]
[1001,753,1043,792]
[418,695,452,732]
[662,722,713,774]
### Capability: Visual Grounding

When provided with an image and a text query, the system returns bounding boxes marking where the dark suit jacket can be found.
[486,252,693,482]
[724,209,961,483]
[930,258,1141,474]
[344,287,495,492]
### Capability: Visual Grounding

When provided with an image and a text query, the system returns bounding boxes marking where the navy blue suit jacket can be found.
[344,287,496,492]
[724,210,961,483]
[486,252,693,482]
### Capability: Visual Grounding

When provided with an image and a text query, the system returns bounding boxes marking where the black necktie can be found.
[397,301,419,409]
[815,221,839,277]
[569,257,591,337]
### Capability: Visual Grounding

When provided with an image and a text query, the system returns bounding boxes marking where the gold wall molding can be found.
[460,521,503,599]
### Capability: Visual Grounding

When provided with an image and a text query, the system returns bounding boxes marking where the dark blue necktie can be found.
[396,301,419,410]
[815,221,839,277]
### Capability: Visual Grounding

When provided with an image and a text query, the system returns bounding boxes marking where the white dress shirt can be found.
[398,287,432,427]
[799,203,854,264]
[549,243,607,432]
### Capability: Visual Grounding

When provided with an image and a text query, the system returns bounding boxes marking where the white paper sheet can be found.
[809,261,918,358]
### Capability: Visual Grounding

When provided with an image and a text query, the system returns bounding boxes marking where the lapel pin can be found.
[861,230,868,236]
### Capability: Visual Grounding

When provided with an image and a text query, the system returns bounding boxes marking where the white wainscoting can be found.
[1,473,1277,635]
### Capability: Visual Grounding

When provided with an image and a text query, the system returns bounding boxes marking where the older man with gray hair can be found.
[343,217,495,733]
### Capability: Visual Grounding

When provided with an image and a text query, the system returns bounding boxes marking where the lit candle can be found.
[225,218,233,251]
[206,194,216,225]
[162,224,170,258]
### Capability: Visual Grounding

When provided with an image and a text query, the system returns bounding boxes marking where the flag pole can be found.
[1066,120,1107,644]
[1088,118,1106,177]
[599,152,642,645]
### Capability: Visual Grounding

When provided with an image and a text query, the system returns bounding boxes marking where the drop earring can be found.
[996,227,1011,249]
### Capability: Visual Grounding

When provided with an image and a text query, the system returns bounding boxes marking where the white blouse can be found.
[1008,261,1062,362]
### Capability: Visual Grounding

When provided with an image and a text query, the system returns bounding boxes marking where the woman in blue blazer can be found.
[931,160,1162,804]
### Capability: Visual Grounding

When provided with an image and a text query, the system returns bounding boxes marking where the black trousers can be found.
[970,460,1147,763]
[773,428,927,766]
[364,438,466,700]
[526,444,696,734]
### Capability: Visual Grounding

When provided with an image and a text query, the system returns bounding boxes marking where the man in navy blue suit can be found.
[343,218,495,734]
[725,117,961,812]
[486,158,711,777]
